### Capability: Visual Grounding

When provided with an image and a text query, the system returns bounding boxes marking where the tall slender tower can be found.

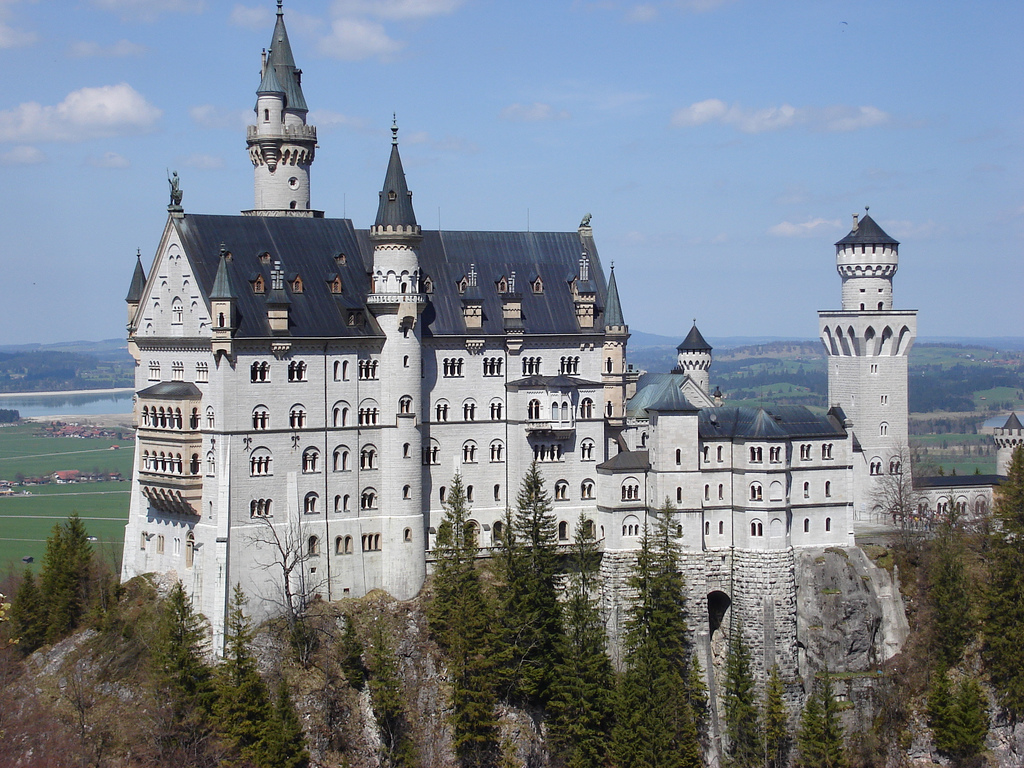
[367,121,427,599]
[245,1,318,216]
[819,210,917,517]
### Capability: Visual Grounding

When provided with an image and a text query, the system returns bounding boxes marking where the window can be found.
[289,406,306,429]
[870,460,882,476]
[678,487,683,503]
[803,482,810,499]
[463,401,476,421]
[890,459,902,474]
[360,446,377,469]
[580,439,595,461]
[825,517,832,532]
[704,484,710,501]
[750,521,764,537]
[870,364,878,374]
[558,520,569,540]
[483,357,503,376]
[358,360,379,380]
[206,451,215,475]
[287,360,307,382]
[803,518,810,533]
[439,487,446,504]
[435,402,449,422]
[749,447,763,463]
[333,403,350,427]
[769,446,781,463]
[879,422,888,437]
[308,536,320,556]
[494,484,501,501]
[821,443,834,460]
[717,446,723,462]
[303,493,318,514]
[404,528,412,542]
[172,298,183,325]
[403,485,411,500]
[621,480,640,501]
[466,485,474,502]
[358,407,379,426]
[442,358,465,377]
[196,362,208,383]
[157,535,165,554]
[361,534,382,551]
[800,444,811,460]
[250,450,272,476]
[185,532,195,568]
[559,356,580,375]
[705,521,710,536]
[528,399,541,420]
[880,394,888,405]
[622,516,640,537]
[333,447,350,471]
[399,396,413,415]
[493,520,504,542]
[579,398,593,419]
[423,443,439,465]
[148,362,160,381]
[522,357,542,376]
[719,521,724,535]
[718,484,724,500]
[533,444,563,462]
[555,480,569,500]
[581,480,594,499]
[250,361,270,382]
[490,400,503,420]
[824,481,832,498]
[302,448,319,473]
[749,483,763,501]
[361,489,377,510]
[490,440,504,462]
[462,441,477,463]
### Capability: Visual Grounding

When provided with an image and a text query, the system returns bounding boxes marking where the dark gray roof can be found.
[627,373,687,419]
[698,406,846,440]
[677,323,712,352]
[646,385,699,413]
[257,57,285,95]
[263,5,307,112]
[374,134,417,229]
[915,475,1006,489]
[506,375,603,389]
[604,265,625,327]
[170,214,612,339]
[983,412,1022,430]
[126,253,146,303]
[835,213,899,247]
[209,250,237,300]
[138,382,202,399]
[598,450,650,472]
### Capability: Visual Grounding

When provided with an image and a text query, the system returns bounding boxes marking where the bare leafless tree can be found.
[870,442,927,547]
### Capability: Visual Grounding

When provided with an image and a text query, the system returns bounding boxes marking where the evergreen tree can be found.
[152,580,216,756]
[929,511,973,669]
[39,512,93,641]
[762,665,790,768]
[723,623,760,767]
[547,513,613,768]
[796,669,847,768]
[216,584,274,765]
[428,473,500,768]
[611,502,704,768]
[8,567,46,653]
[499,461,563,705]
[368,620,416,767]
[928,670,989,764]
[265,678,311,768]
[339,612,366,690]
[982,445,1024,718]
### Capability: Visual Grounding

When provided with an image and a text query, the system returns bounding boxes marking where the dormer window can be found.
[458,277,468,294]
[388,190,397,202]
[329,276,343,294]
[336,253,347,266]
[496,277,508,293]
[259,252,271,265]
[347,311,364,327]
[291,275,303,293]
[422,276,433,294]
[532,277,543,294]
[252,275,265,294]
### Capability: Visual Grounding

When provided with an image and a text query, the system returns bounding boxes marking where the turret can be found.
[602,264,631,424]
[461,264,484,329]
[126,250,146,329]
[835,208,900,312]
[674,322,712,395]
[210,246,238,360]
[245,1,318,216]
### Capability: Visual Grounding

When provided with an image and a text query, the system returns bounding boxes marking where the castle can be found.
[120,4,918,666]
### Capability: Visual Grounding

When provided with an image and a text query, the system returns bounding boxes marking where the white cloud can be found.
[181,153,224,170]
[624,0,735,22]
[0,0,36,48]
[91,0,204,22]
[499,102,571,122]
[229,4,271,30]
[317,17,403,60]
[625,4,658,22]
[0,83,162,142]
[69,39,146,57]
[768,218,841,237]
[672,99,889,134]
[190,104,250,130]
[87,151,131,168]
[331,0,464,20]
[0,145,45,165]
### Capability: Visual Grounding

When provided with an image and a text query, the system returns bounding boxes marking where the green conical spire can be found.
[210,246,237,300]
[604,264,625,328]
[374,118,418,229]
[261,1,307,111]
[126,250,146,302]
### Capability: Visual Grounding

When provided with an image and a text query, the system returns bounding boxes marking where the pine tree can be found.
[154,581,216,720]
[723,623,760,767]
[547,513,613,768]
[762,665,790,768]
[8,568,46,653]
[265,678,311,768]
[928,670,989,763]
[428,473,500,768]
[983,445,1024,718]
[499,461,563,705]
[611,502,704,768]
[929,512,973,669]
[796,669,847,768]
[368,620,416,767]
[39,512,93,641]
[216,585,274,765]
[339,613,366,690]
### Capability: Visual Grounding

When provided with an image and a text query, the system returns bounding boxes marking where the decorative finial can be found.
[277,0,283,16]
[693,318,697,326]
[391,113,398,145]
[468,263,477,287]
[610,260,615,270]
[136,248,141,258]
[219,243,227,258]
[865,205,870,213]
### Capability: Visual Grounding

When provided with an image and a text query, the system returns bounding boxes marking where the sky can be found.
[0,0,1021,346]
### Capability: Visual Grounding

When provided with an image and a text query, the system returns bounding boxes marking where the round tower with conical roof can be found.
[245,1,318,216]
[819,210,918,518]
[674,322,712,395]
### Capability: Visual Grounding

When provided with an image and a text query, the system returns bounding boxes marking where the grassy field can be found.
[0,423,132,575]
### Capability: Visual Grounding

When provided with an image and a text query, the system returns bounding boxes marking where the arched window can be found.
[333,447,350,471]
[303,493,318,514]
[463,400,476,421]
[718,484,724,500]
[678,487,683,503]
[717,446,723,461]
[493,519,504,542]
[250,449,272,476]
[289,405,306,429]
[879,422,888,437]
[705,521,710,536]
[579,398,593,419]
[252,406,269,430]
[435,401,450,422]
[360,446,377,469]
[803,518,810,533]
[803,482,810,499]
[749,483,763,501]
[463,441,477,463]
[554,480,568,500]
[558,520,569,540]
[677,448,683,465]
[302,448,319,473]
[528,399,541,420]
[307,536,320,556]
[581,479,595,499]
[750,521,764,537]
[580,439,595,461]
[185,531,195,567]
[704,484,710,501]
[718,520,724,535]
[825,517,832,532]
[824,481,832,498]
[490,440,504,463]
[490,399,504,420]
[361,489,377,509]
[399,396,413,415]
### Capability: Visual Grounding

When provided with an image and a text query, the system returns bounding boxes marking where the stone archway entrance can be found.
[708,590,731,634]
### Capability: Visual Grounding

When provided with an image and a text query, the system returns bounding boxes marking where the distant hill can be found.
[0,344,133,393]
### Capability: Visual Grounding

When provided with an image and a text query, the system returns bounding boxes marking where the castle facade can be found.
[120,6,917,662]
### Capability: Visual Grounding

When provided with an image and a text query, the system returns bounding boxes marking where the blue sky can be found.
[0,0,1020,345]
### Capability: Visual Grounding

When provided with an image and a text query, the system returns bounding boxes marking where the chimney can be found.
[852,213,859,232]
